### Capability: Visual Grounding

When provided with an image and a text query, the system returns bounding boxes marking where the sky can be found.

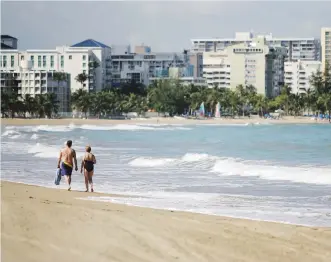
[1,1,331,52]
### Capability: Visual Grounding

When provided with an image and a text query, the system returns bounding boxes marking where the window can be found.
[38,56,41,67]
[30,56,34,66]
[69,55,72,60]
[21,56,24,61]
[82,63,86,68]
[50,55,54,68]
[61,55,64,68]
[3,56,7,67]
[83,70,86,74]
[43,55,46,67]
[11,55,14,67]
[83,55,86,61]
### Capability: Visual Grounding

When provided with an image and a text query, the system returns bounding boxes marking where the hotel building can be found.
[0,38,112,93]
[1,38,113,112]
[321,27,331,72]
[284,60,322,94]
[191,32,320,62]
[110,45,204,86]
[203,36,287,97]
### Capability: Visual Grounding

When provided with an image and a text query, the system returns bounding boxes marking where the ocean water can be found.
[1,122,331,227]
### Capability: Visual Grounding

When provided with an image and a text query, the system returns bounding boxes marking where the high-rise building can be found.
[110,50,193,86]
[203,36,287,97]
[0,39,112,93]
[1,35,18,49]
[284,60,321,94]
[191,32,320,62]
[321,27,331,72]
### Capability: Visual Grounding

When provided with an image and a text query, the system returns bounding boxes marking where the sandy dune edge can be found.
[1,116,328,126]
[1,181,331,262]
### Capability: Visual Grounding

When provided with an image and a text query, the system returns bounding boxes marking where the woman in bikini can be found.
[81,145,96,192]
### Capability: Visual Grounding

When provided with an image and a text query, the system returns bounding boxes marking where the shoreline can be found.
[1,116,330,126]
[1,179,324,228]
[2,181,331,262]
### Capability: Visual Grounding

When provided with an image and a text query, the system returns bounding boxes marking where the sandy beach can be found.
[1,181,331,262]
[1,116,329,126]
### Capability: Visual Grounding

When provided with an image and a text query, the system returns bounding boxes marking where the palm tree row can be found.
[71,66,331,119]
[2,65,330,119]
[1,92,59,118]
[1,72,64,118]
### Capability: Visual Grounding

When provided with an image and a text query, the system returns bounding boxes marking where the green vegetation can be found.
[1,65,330,119]
[70,66,331,119]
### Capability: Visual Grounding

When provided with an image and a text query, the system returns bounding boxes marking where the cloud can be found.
[1,1,330,52]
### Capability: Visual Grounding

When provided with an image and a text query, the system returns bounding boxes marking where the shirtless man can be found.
[57,140,78,191]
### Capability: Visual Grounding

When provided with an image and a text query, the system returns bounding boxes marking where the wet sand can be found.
[2,181,331,262]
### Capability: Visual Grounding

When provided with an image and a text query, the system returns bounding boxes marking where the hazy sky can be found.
[2,1,331,52]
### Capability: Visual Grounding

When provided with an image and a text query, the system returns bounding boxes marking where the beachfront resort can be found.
[1,27,331,119]
[1,2,331,262]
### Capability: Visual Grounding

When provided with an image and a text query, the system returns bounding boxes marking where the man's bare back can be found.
[57,140,78,191]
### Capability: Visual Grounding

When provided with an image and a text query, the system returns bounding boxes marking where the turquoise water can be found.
[1,122,331,226]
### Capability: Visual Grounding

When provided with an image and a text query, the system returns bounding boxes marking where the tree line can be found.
[71,66,331,119]
[1,65,331,119]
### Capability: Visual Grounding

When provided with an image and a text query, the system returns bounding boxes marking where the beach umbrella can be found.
[215,102,221,118]
[275,109,284,113]
[199,102,205,116]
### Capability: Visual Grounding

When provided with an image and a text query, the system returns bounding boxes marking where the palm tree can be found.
[75,73,88,89]
[71,89,91,118]
[235,84,247,116]
[34,94,46,118]
[43,93,59,118]
[280,85,292,115]
[22,94,37,118]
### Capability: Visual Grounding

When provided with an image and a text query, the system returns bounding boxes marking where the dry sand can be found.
[1,116,329,126]
[1,181,331,262]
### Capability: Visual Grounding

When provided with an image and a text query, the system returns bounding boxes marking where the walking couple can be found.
[57,140,96,192]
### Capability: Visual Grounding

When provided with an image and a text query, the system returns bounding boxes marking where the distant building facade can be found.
[1,35,18,49]
[110,45,201,86]
[321,27,331,72]
[203,37,287,97]
[284,60,322,94]
[0,39,112,93]
[191,31,320,62]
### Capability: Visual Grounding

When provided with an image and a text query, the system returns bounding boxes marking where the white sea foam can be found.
[211,158,331,185]
[196,123,249,127]
[30,134,38,140]
[2,130,21,138]
[128,157,176,167]
[181,153,217,162]
[36,125,75,132]
[28,143,60,158]
[27,143,84,159]
[79,124,156,131]
[79,124,191,131]
[128,153,331,185]
[78,192,331,227]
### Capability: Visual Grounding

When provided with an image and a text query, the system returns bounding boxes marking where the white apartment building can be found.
[110,46,195,86]
[0,63,70,113]
[284,60,321,94]
[191,32,320,62]
[149,76,207,86]
[321,27,331,72]
[203,37,287,97]
[0,39,112,93]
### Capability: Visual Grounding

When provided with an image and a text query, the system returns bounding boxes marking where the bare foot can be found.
[68,187,71,191]
[85,189,88,192]
[91,189,94,193]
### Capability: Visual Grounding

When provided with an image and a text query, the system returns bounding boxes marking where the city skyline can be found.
[2,1,331,52]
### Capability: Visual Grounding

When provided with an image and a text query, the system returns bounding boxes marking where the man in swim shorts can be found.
[57,140,78,191]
